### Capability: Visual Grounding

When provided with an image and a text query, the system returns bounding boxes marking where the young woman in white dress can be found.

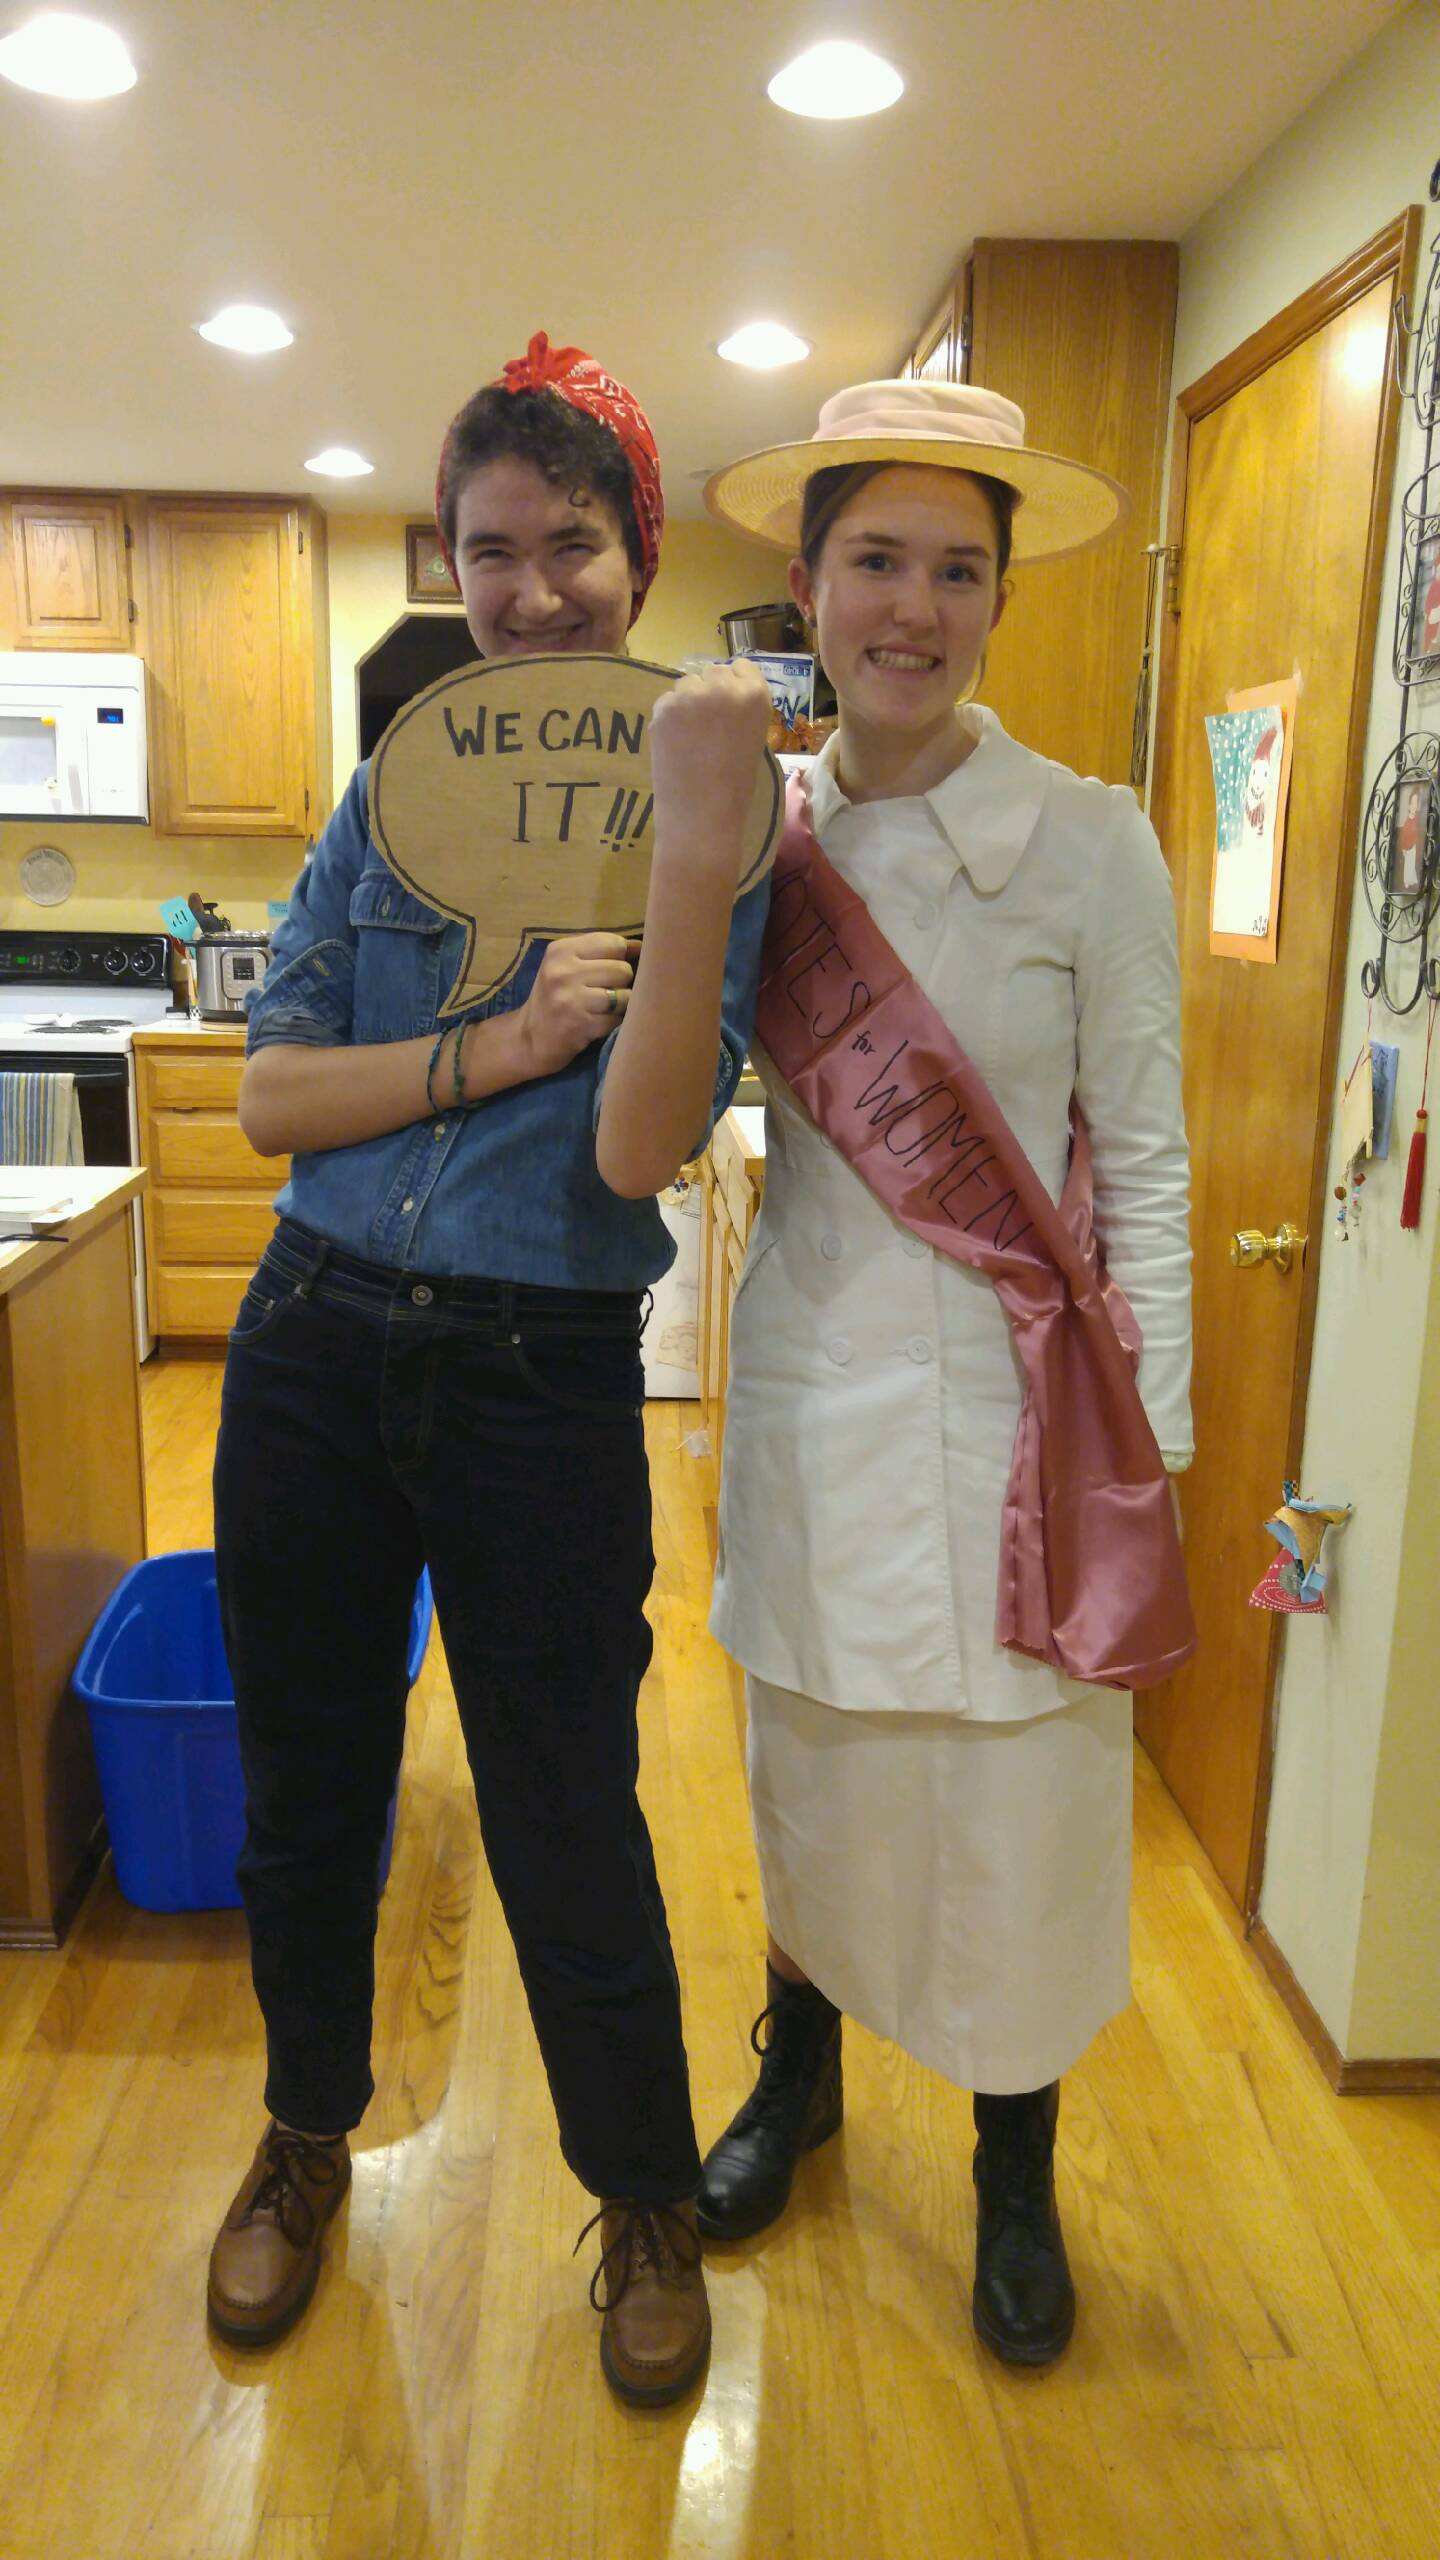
[700,379,1193,2366]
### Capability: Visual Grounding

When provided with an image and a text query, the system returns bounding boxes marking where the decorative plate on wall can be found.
[19,844,76,907]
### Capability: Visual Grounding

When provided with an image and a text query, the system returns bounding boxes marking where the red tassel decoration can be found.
[1400,1106,1428,1230]
[1401,999,1436,1233]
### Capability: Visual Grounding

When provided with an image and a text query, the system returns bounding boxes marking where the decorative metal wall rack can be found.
[1361,176,1440,1014]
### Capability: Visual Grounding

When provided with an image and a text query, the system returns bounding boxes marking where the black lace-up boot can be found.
[695,1963,843,2240]
[971,2081,1075,2366]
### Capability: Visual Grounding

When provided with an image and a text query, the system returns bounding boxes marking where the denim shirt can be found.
[245,761,771,1288]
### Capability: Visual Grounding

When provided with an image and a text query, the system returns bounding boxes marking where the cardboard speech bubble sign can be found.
[367,653,783,1015]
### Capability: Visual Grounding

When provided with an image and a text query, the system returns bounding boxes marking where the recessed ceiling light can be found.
[718,322,811,371]
[195,304,294,356]
[305,448,374,479]
[0,10,136,99]
[767,40,903,120]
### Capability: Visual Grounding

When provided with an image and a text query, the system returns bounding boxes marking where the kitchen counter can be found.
[134,1016,247,1049]
[0,1166,146,1297]
[727,1104,765,1162]
[0,1165,148,1944]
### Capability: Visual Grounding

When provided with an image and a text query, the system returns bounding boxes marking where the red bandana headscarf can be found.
[434,331,664,626]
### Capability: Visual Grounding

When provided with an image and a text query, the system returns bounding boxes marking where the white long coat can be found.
[710,709,1193,1725]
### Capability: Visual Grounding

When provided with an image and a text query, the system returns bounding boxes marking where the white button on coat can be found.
[712,707,1193,1727]
[820,1232,844,1261]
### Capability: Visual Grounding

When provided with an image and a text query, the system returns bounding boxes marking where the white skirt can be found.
[746,1675,1134,2095]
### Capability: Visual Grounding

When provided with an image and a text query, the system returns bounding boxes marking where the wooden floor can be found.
[1,1356,1437,2560]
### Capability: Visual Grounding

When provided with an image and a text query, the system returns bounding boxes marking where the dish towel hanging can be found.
[0,1071,85,1166]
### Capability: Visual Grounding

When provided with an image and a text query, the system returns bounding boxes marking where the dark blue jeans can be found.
[212,1218,701,2204]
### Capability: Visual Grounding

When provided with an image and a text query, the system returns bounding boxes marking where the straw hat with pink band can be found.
[704,378,1128,564]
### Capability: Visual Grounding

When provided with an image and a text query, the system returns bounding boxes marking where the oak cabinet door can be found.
[5,496,131,648]
[146,500,316,835]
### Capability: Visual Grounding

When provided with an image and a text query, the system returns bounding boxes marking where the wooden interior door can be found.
[1135,216,1419,1911]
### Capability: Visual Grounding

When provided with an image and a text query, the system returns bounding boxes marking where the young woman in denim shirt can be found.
[207,335,772,2405]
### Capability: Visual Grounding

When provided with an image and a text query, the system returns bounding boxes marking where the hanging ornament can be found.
[1248,1482,1353,1615]
[1400,995,1435,1229]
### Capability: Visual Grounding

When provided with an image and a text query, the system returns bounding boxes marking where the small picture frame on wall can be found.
[1388,774,1432,899]
[406,523,462,603]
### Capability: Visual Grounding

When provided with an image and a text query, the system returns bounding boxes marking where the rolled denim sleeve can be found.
[244,765,370,1056]
[592,865,772,1150]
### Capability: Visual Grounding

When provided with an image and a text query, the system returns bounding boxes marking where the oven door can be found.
[0,1046,131,1159]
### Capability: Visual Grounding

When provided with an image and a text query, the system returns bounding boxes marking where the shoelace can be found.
[574,2202,702,2313]
[245,2128,343,2247]
[978,2122,1057,2240]
[732,2001,834,2131]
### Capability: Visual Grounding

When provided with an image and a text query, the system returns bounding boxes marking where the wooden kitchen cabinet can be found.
[133,1028,285,1341]
[696,1110,764,1474]
[1,492,133,649]
[899,239,1176,788]
[142,496,331,837]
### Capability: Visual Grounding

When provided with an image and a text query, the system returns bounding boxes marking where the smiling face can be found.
[452,454,642,659]
[790,465,1008,746]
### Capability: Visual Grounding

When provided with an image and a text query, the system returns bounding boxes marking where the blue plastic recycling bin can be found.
[73,1548,433,1914]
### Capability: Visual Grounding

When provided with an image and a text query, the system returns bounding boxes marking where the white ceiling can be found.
[1,0,1400,519]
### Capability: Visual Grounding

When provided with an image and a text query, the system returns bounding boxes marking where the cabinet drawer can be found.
[153,1192,277,1268]
[148,1113,284,1188]
[155,1265,252,1338]
[142,1051,245,1111]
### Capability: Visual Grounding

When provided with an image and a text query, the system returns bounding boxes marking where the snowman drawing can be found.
[1242,723,1280,841]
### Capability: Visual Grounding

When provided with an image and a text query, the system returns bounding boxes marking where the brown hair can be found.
[798,459,1017,583]
[436,385,643,579]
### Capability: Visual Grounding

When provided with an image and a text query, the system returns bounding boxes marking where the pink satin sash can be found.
[753,778,1196,1691]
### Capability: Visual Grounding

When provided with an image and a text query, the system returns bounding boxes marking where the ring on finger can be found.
[607,986,621,1015]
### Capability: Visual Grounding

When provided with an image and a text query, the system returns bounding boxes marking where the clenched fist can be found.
[511,932,638,1081]
[648,659,774,871]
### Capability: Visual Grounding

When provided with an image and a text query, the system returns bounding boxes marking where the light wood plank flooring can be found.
[0,1354,1436,2559]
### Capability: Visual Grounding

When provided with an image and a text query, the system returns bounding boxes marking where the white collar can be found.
[806,705,1050,894]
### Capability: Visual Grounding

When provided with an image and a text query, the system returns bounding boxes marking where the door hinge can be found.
[1146,540,1182,619]
[128,597,136,624]
[298,522,305,554]
[123,520,133,550]
[304,784,310,816]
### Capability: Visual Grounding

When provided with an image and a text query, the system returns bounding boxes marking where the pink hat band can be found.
[814,380,1027,458]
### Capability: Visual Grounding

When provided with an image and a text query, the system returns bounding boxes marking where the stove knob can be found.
[102,948,128,976]
[127,946,159,979]
[55,946,81,974]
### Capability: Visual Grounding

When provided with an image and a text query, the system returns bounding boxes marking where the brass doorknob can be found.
[1230,1223,1306,1274]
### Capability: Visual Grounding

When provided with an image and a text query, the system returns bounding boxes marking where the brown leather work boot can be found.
[207,2121,352,2346]
[580,2199,711,2406]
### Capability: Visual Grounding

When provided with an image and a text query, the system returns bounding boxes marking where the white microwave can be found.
[0,650,149,820]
